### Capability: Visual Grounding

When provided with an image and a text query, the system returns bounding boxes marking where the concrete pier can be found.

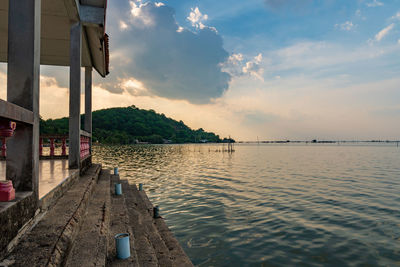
[0,166,193,266]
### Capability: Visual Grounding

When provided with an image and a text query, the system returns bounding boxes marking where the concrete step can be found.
[64,169,111,267]
[107,175,140,267]
[2,164,101,267]
[107,177,193,267]
[122,181,172,267]
[135,187,193,267]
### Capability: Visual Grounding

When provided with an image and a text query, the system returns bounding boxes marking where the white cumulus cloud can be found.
[129,1,154,27]
[222,53,264,81]
[100,2,231,104]
[243,53,264,81]
[228,53,244,64]
[187,7,208,29]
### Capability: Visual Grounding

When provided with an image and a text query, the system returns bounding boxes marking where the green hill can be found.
[40,105,226,144]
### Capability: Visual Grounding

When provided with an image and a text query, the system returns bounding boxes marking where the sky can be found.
[1,0,400,141]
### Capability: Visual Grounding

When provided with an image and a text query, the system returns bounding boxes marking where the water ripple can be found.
[93,143,400,266]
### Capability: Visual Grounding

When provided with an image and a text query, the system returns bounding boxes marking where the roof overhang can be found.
[0,0,109,77]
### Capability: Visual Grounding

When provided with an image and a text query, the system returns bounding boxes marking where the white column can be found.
[6,0,41,196]
[69,22,82,169]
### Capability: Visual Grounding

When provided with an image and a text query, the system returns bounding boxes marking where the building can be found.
[0,0,109,254]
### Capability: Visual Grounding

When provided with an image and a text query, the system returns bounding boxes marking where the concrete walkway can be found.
[0,160,78,199]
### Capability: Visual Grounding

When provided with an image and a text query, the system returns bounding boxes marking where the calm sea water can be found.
[92,143,400,266]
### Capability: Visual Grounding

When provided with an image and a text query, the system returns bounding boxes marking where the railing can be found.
[39,134,68,159]
[79,130,92,173]
[1,132,93,161]
[80,135,90,160]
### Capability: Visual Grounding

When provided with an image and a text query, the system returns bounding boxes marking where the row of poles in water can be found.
[112,167,160,260]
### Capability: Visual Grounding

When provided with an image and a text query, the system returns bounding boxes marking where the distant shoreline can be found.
[238,140,400,144]
[91,140,400,145]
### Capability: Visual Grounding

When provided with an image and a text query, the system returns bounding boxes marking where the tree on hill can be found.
[40,105,224,144]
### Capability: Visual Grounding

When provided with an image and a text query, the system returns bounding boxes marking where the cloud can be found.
[222,53,264,81]
[228,53,244,64]
[242,53,264,81]
[242,111,280,126]
[391,11,400,20]
[129,1,155,27]
[366,0,384,7]
[222,53,244,76]
[261,40,400,84]
[335,21,355,31]
[39,75,77,118]
[119,20,128,30]
[187,7,208,30]
[375,23,395,41]
[119,77,149,96]
[100,1,230,104]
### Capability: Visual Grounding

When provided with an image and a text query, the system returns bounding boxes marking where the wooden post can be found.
[69,22,82,169]
[6,0,41,195]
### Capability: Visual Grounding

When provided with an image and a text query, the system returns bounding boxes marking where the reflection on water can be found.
[93,143,400,266]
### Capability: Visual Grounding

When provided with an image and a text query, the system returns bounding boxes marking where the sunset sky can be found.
[1,0,400,141]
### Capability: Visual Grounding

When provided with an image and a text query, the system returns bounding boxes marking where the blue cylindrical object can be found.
[115,183,122,195]
[153,206,160,218]
[114,167,119,175]
[115,233,130,259]
[139,183,143,191]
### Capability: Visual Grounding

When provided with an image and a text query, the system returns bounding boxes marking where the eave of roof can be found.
[0,0,110,77]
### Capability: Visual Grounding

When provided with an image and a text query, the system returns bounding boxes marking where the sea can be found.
[92,143,400,266]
